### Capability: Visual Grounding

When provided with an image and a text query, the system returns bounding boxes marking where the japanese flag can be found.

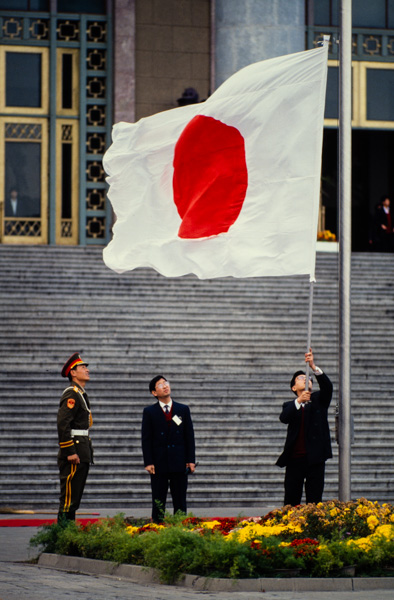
[103,45,328,280]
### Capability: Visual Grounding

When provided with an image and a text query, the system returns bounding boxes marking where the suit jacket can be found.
[141,400,195,474]
[57,383,93,463]
[276,372,333,468]
[376,206,393,232]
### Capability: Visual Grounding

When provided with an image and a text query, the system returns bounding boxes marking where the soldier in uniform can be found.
[57,353,93,522]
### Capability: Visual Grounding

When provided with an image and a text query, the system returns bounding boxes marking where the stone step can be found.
[1,246,394,508]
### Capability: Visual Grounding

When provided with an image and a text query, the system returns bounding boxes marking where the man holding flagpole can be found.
[276,349,333,506]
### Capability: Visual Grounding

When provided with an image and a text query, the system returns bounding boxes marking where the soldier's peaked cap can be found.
[61,353,89,378]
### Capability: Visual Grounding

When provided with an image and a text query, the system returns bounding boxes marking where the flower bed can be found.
[30,499,394,584]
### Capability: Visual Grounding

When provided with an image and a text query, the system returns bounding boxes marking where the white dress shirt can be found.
[159,400,172,413]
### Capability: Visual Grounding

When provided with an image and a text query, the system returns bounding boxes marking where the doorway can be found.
[321,128,394,251]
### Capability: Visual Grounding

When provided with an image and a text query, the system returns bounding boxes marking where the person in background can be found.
[375,196,394,252]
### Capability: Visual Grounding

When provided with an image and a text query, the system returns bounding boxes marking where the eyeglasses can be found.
[156,381,169,389]
[296,376,312,382]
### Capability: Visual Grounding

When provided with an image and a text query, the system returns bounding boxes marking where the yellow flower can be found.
[227,521,294,543]
[318,542,327,550]
[263,519,276,527]
[373,524,394,539]
[329,508,340,517]
[317,230,336,241]
[348,537,372,552]
[126,525,139,536]
[236,523,267,542]
[356,505,369,517]
[200,520,221,529]
[141,523,165,531]
[367,515,379,530]
[286,523,303,533]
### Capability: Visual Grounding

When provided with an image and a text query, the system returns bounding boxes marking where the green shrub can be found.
[29,503,394,581]
[141,527,205,583]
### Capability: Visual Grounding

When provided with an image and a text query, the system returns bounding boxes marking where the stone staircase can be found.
[0,245,393,511]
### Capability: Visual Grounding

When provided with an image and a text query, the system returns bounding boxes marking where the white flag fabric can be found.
[103,45,328,280]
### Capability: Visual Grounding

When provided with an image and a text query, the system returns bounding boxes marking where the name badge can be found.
[172,415,182,426]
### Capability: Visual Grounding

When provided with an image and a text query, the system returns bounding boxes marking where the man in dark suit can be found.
[141,375,196,522]
[276,349,333,506]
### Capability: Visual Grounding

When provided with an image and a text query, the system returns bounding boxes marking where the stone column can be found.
[113,0,136,123]
[214,0,305,88]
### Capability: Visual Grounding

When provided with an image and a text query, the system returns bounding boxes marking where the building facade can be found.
[0,0,393,250]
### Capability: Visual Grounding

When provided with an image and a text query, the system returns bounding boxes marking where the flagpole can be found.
[338,0,352,501]
[304,280,314,385]
[304,34,330,386]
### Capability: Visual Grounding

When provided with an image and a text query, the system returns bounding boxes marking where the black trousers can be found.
[58,459,89,521]
[150,471,188,522]
[284,457,325,506]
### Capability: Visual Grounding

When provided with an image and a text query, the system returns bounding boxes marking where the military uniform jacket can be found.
[276,372,333,468]
[141,400,195,474]
[57,382,93,463]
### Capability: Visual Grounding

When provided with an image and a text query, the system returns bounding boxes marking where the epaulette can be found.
[63,385,77,395]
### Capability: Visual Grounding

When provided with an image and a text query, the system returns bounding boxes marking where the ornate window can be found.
[323,60,394,129]
[0,6,112,245]
[0,46,49,115]
[1,117,48,243]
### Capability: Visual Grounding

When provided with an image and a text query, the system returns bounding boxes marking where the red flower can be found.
[212,518,239,535]
[290,538,319,547]
[250,541,261,550]
[289,538,319,559]
[182,517,202,526]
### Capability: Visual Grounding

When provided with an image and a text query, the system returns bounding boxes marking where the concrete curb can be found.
[38,554,394,592]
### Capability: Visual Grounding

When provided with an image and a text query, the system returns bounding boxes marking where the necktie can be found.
[164,405,169,413]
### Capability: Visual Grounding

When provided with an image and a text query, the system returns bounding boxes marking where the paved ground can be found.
[1,506,393,600]
[1,562,394,600]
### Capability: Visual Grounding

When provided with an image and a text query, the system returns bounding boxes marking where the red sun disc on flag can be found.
[173,115,248,239]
